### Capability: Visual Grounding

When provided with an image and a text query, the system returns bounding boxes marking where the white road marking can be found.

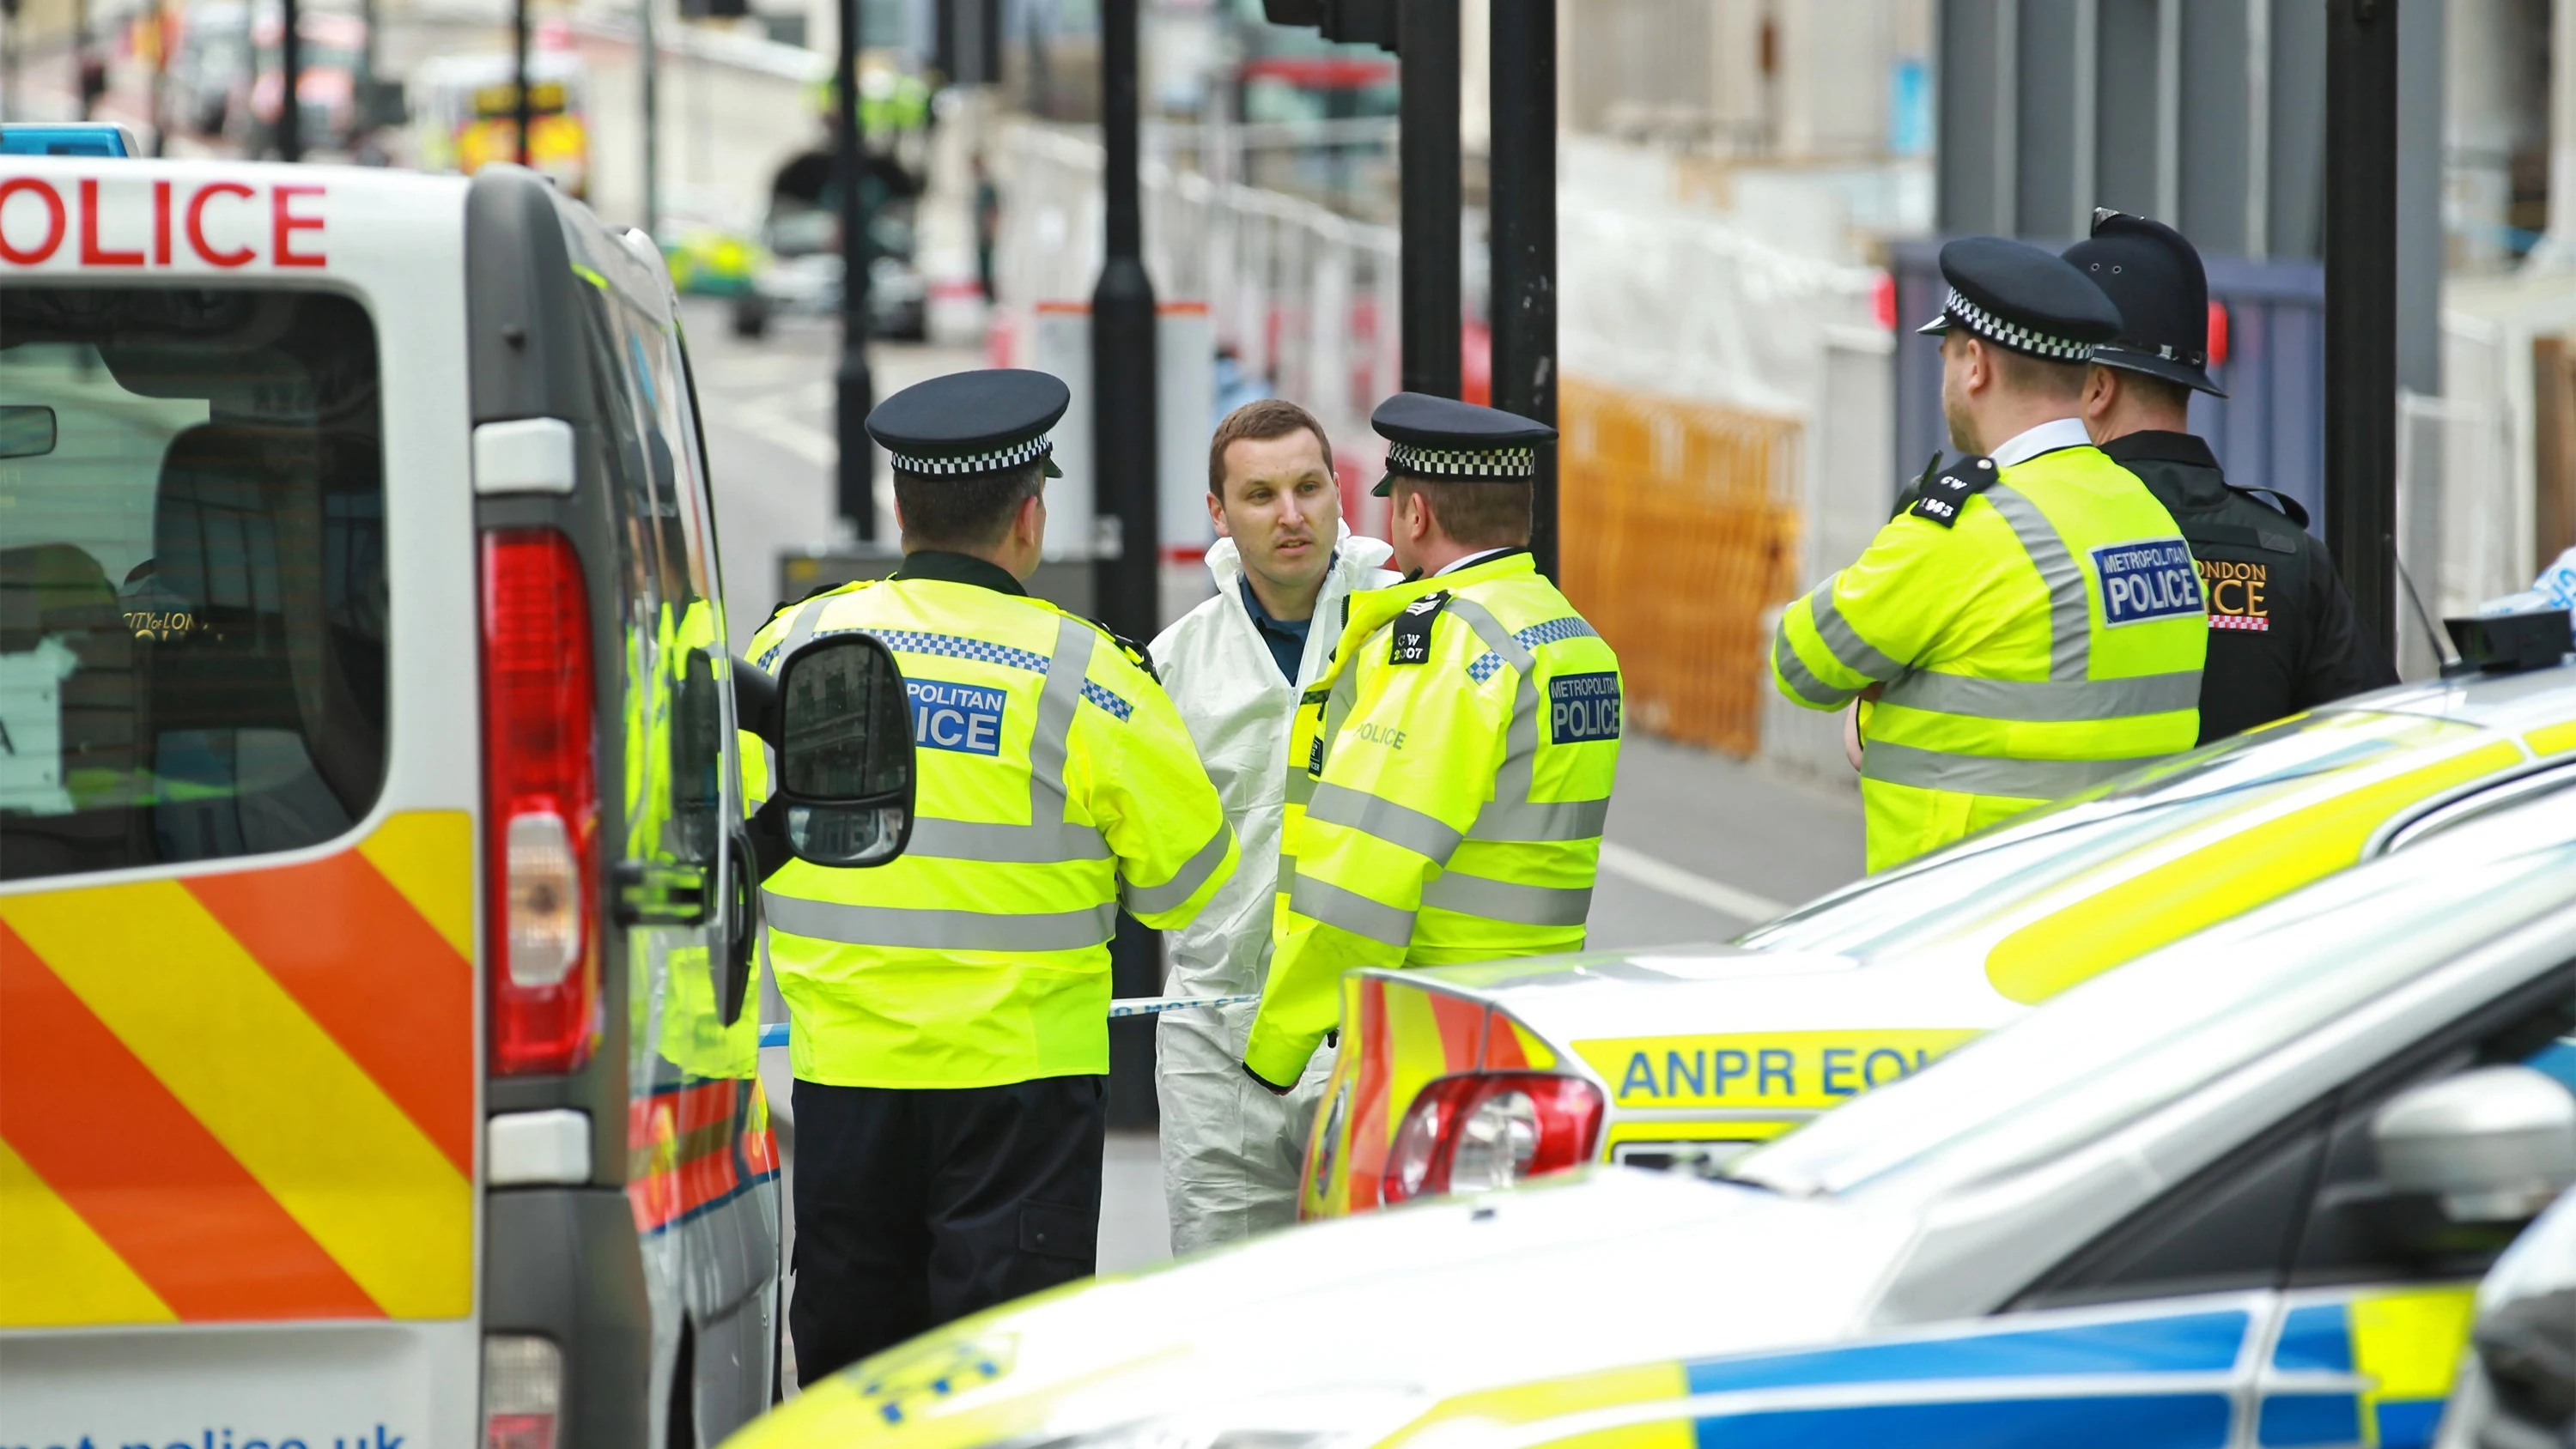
[1598,840,1792,925]
[723,402,838,468]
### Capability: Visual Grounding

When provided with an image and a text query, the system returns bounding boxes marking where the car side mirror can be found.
[773,632,914,869]
[2374,1066,2576,1226]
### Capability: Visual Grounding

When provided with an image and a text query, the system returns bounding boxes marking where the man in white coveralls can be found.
[1151,398,1399,1252]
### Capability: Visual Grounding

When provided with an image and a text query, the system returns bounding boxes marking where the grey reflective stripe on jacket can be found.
[1859,740,2148,799]
[1419,870,1592,926]
[1809,582,1903,680]
[1983,485,2093,682]
[762,892,1121,951]
[1878,669,2200,723]
[1289,874,1414,948]
[1123,820,1234,916]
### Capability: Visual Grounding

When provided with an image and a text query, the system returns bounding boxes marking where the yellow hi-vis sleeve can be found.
[1075,652,1240,932]
[1771,511,2008,711]
[1242,615,1509,1088]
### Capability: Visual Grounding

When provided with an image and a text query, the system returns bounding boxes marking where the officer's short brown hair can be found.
[1390,476,1533,551]
[1987,342,2088,402]
[894,462,1045,552]
[1209,398,1335,500]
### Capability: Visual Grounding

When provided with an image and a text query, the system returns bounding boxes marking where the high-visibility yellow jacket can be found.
[1771,441,2207,873]
[745,553,1237,1088]
[1242,550,1624,1088]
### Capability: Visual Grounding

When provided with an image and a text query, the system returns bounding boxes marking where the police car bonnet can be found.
[867,368,1071,478]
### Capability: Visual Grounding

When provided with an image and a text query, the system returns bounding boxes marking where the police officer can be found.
[1242,394,1624,1094]
[2066,210,2396,743]
[748,369,1237,1379]
[1772,238,2208,873]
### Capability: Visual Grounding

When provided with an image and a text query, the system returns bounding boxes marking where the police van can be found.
[2,149,781,1446]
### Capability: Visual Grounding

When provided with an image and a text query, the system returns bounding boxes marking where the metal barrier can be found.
[1559,379,1805,756]
[993,121,1403,534]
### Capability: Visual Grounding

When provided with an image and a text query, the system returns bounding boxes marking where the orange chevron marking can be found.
[0,921,381,1325]
[186,847,476,1175]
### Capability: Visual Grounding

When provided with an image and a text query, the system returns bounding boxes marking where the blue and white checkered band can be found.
[889,433,1054,475]
[1385,440,1537,480]
[1942,288,2097,362]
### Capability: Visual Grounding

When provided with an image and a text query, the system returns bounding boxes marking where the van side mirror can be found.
[2374,1066,2576,1226]
[773,633,914,869]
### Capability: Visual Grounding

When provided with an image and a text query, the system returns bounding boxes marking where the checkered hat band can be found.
[1943,289,2096,363]
[1386,440,1536,480]
[889,434,1054,476]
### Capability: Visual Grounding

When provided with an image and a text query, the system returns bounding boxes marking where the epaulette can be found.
[2230,484,2312,530]
[1078,614,1162,684]
[1390,591,1450,666]
[1891,449,1942,518]
[1908,454,1999,529]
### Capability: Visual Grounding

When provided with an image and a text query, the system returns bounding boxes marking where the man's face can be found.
[1211,428,1339,598]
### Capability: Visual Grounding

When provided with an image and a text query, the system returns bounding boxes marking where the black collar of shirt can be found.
[2099,429,2221,471]
[891,549,1028,597]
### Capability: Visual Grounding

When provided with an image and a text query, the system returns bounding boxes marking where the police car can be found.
[726,773,2576,1449]
[1302,658,2576,1217]
[2,149,787,1446]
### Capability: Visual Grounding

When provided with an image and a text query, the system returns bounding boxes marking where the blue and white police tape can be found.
[754,992,1262,1049]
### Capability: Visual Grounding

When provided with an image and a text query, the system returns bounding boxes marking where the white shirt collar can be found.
[1987,416,2095,470]
[1435,547,1517,578]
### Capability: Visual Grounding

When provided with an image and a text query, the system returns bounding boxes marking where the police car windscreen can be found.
[0,286,386,882]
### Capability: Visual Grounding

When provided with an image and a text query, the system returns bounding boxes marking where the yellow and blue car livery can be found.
[720,780,2576,1449]
[1304,663,2576,1218]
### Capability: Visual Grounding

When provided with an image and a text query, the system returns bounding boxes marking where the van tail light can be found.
[1381,1073,1605,1206]
[483,1335,563,1449]
[481,529,600,1076]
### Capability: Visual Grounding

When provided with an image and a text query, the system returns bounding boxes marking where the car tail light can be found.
[481,530,599,1076]
[483,1335,563,1449]
[1381,1072,1604,1206]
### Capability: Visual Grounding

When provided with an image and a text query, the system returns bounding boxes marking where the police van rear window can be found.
[0,287,386,882]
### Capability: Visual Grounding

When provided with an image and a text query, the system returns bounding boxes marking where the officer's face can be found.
[1212,429,1340,598]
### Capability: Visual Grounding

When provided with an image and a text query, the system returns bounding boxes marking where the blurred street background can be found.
[15,0,2576,1268]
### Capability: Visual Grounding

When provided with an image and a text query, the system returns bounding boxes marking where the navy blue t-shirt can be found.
[1240,576,1313,683]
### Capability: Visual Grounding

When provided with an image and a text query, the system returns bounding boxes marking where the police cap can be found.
[866,367,1070,478]
[2062,209,2227,397]
[1369,391,1557,497]
[1917,235,2123,364]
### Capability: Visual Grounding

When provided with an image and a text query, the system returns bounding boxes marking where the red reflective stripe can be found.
[1481,1007,1532,1070]
[185,854,475,1176]
[1427,992,1485,1073]
[1345,978,1394,1212]
[0,922,380,1320]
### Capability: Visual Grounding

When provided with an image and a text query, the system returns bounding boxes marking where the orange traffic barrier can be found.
[1558,379,1803,757]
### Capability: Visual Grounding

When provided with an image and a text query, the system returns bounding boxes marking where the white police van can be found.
[2,144,780,1446]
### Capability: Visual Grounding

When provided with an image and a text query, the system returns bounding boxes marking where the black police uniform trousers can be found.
[790,1074,1106,1382]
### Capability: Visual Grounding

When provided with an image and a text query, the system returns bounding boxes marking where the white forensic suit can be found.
[1150,528,1398,1252]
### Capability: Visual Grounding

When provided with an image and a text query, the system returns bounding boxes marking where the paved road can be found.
[683,303,1866,1285]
